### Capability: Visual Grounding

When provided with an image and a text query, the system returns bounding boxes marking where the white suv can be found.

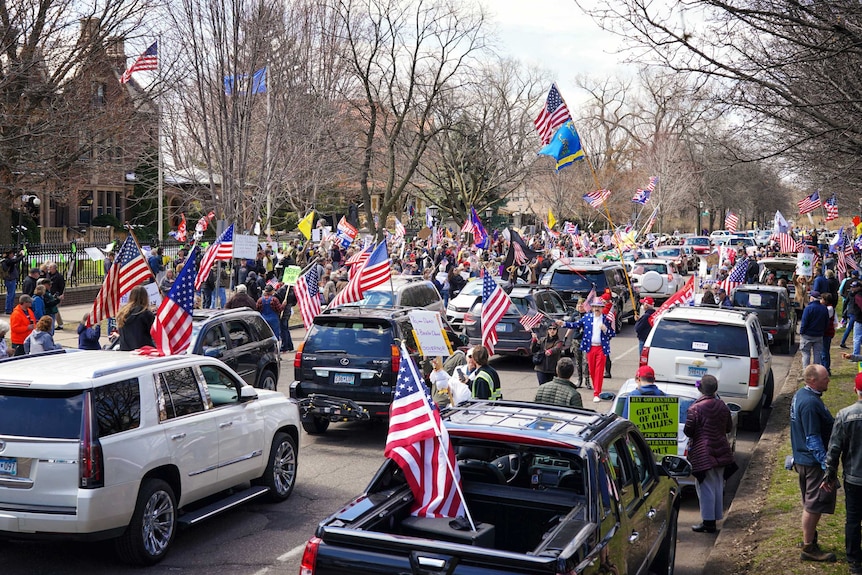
[640,306,774,431]
[0,350,301,565]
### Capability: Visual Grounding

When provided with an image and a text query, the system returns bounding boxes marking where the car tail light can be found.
[79,392,104,489]
[300,537,321,575]
[294,341,305,369]
[749,358,760,387]
[779,302,787,320]
[640,346,649,366]
[391,344,401,373]
[667,273,674,283]
[463,312,477,326]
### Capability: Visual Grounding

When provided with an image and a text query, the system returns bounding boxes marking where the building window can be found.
[92,83,106,109]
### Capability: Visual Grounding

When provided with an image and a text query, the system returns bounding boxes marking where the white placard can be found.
[144,282,162,308]
[232,234,258,260]
[692,341,708,351]
[407,310,452,357]
[84,247,105,261]
[796,252,814,277]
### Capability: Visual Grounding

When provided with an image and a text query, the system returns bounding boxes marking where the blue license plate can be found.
[688,366,708,378]
[495,323,511,333]
[333,373,355,385]
[0,457,17,476]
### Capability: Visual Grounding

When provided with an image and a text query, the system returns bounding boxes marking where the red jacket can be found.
[10,305,36,345]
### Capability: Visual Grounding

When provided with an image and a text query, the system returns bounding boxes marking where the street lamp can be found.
[698,200,704,235]
[427,204,438,228]
[18,194,41,245]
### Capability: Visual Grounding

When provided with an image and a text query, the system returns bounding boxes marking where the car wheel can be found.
[257,369,277,391]
[745,395,767,432]
[302,417,330,435]
[780,335,791,355]
[650,504,678,575]
[763,370,775,409]
[254,432,297,502]
[115,478,177,566]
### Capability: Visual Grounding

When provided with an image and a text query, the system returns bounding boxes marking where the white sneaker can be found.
[593,396,601,403]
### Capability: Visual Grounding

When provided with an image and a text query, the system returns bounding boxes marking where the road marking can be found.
[613,343,639,362]
[252,569,269,575]
[278,544,306,562]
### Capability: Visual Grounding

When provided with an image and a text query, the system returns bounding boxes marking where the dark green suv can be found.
[290,307,462,434]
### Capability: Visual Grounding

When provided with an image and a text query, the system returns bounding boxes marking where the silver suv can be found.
[0,350,301,565]
[641,306,774,431]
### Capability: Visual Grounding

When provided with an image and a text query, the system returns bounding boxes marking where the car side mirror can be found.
[459,334,469,346]
[203,347,224,358]
[239,386,258,402]
[660,455,692,478]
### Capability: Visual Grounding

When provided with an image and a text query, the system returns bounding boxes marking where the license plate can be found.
[333,373,355,385]
[688,366,708,378]
[495,323,511,333]
[0,457,17,476]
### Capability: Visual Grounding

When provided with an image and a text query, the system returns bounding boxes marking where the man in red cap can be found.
[630,365,665,397]
[634,297,656,356]
[824,372,862,574]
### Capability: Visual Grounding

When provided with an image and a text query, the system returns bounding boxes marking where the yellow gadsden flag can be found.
[548,208,557,230]
[297,211,315,239]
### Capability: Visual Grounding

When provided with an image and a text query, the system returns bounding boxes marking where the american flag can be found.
[87,236,152,326]
[384,348,464,518]
[481,274,512,354]
[345,244,372,271]
[329,242,390,308]
[534,83,571,145]
[150,246,198,355]
[519,311,545,331]
[295,266,321,329]
[643,207,659,235]
[460,218,474,234]
[771,232,801,253]
[725,211,739,233]
[719,258,749,292]
[120,41,158,84]
[825,195,839,221]
[845,243,859,272]
[564,221,577,235]
[632,176,657,204]
[579,287,598,313]
[798,191,821,215]
[583,189,611,209]
[394,217,406,239]
[195,224,234,290]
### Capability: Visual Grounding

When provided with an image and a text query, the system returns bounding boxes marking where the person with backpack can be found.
[2,249,24,314]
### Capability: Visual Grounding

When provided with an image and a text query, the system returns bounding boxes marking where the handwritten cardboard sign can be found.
[407,310,453,357]
[627,396,680,455]
[282,265,302,285]
[232,234,257,260]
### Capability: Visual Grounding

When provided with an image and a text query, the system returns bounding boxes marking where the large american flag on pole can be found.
[534,83,571,145]
[825,194,839,221]
[87,236,152,326]
[798,191,821,215]
[481,274,512,354]
[771,232,801,253]
[295,266,322,329]
[120,41,158,84]
[195,224,234,290]
[329,242,390,308]
[724,211,739,233]
[150,246,198,355]
[719,258,749,293]
[384,348,464,518]
[583,189,611,209]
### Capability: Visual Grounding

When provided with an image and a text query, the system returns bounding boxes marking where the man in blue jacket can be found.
[790,364,836,563]
[800,291,829,368]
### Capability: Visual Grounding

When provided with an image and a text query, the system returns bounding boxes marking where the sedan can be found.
[609,380,740,487]
[683,236,712,255]
[655,246,696,273]
[463,287,577,359]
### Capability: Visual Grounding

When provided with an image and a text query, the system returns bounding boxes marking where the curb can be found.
[702,352,802,573]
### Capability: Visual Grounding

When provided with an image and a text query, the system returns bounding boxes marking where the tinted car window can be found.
[358,291,397,307]
[633,263,668,274]
[158,367,205,420]
[247,314,274,339]
[651,319,749,356]
[226,320,252,347]
[733,291,778,309]
[551,270,608,291]
[400,287,418,307]
[306,321,394,356]
[94,379,141,437]
[0,389,83,439]
[201,364,241,406]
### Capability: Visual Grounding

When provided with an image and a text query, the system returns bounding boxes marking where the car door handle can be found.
[170,433,186,440]
[628,531,640,544]
[219,421,234,428]
[646,507,657,520]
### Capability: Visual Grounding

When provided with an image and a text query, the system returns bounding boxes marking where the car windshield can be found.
[508,296,534,315]
[733,291,779,309]
[305,321,394,355]
[633,263,668,274]
[685,238,709,246]
[357,290,396,307]
[461,281,484,297]
[655,248,681,257]
[550,270,607,291]
[0,389,84,439]
[651,318,750,355]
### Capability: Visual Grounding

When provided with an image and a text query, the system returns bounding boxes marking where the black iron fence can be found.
[0,240,187,292]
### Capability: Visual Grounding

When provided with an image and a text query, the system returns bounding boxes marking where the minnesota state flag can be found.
[538,120,585,171]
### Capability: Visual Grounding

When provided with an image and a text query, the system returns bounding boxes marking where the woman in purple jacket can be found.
[684,374,735,534]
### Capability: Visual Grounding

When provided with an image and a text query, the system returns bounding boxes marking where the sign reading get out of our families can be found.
[627,396,680,455]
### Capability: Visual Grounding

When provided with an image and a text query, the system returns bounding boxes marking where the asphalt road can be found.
[1,319,795,575]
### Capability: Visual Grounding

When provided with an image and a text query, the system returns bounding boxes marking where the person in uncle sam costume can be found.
[557,297,615,403]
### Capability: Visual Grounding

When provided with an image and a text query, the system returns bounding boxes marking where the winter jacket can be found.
[531,334,564,374]
[24,329,62,354]
[77,323,101,350]
[683,394,735,473]
[826,400,862,487]
[800,300,829,337]
[534,377,583,408]
[117,307,155,351]
[634,309,655,342]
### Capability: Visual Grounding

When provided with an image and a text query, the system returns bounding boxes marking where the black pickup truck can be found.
[298,401,690,575]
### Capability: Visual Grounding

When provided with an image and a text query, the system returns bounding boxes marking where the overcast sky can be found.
[487,0,635,104]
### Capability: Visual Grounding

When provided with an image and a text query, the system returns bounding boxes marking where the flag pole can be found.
[157,34,164,242]
[125,223,163,297]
